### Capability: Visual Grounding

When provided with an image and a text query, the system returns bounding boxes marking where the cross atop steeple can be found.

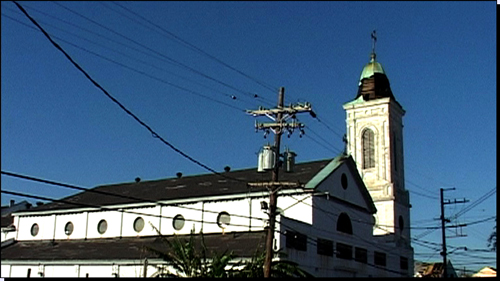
[371,30,377,57]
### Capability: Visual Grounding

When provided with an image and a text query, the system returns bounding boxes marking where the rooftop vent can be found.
[176,172,183,178]
[9,200,15,207]
[135,177,141,183]
[224,166,231,172]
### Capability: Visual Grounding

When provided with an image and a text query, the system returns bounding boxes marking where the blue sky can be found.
[1,1,496,272]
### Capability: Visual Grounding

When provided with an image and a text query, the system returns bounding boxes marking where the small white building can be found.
[473,266,497,277]
[1,47,414,277]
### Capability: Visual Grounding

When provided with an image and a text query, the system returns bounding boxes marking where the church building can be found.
[1,43,413,278]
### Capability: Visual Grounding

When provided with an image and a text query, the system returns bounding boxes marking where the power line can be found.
[108,1,279,96]
[314,115,345,139]
[2,4,263,110]
[0,189,255,230]
[1,178,408,276]
[12,1,247,183]
[0,170,269,223]
[49,1,272,106]
[281,196,416,261]
[283,187,495,269]
[450,187,496,220]
[277,220,410,276]
[2,11,248,112]
[303,132,343,156]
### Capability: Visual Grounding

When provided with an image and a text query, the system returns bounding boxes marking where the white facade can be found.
[2,260,166,278]
[1,157,413,277]
[343,96,411,243]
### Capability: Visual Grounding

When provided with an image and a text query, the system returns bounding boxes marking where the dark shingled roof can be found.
[356,73,395,101]
[1,215,14,227]
[1,231,266,261]
[24,159,333,213]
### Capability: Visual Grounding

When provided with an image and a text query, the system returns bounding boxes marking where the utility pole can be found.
[440,188,469,278]
[246,87,315,278]
[264,87,283,279]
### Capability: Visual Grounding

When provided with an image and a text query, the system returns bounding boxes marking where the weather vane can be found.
[371,30,377,55]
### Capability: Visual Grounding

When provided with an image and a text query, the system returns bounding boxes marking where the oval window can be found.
[133,217,145,233]
[172,214,185,231]
[65,222,74,235]
[217,212,231,228]
[31,223,39,237]
[97,219,107,234]
[341,173,348,190]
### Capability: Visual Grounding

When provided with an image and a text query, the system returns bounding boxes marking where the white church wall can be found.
[2,260,169,278]
[120,206,160,237]
[202,200,252,233]
[9,264,42,278]
[86,210,122,239]
[52,212,87,240]
[0,265,11,277]
[159,202,204,235]
[42,265,76,277]
[16,215,55,241]
[373,201,395,235]
[275,194,312,225]
[77,265,113,277]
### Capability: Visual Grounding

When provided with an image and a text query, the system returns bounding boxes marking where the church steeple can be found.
[343,32,410,242]
[356,30,395,102]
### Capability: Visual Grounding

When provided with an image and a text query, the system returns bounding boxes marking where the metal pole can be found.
[263,87,284,278]
[440,188,447,278]
[143,257,148,278]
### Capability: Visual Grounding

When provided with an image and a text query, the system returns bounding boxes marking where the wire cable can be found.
[0,189,256,229]
[49,1,274,107]
[0,170,269,223]
[2,4,263,110]
[450,187,496,220]
[12,1,247,183]
[108,1,279,95]
[2,11,248,112]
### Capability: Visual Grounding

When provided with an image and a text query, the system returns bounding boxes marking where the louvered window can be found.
[374,251,387,266]
[355,247,368,263]
[317,238,334,256]
[336,242,352,260]
[400,256,409,270]
[362,129,375,169]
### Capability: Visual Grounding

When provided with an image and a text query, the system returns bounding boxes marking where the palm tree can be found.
[145,225,239,277]
[145,224,313,278]
[487,223,496,252]
[233,250,314,278]
[145,229,203,277]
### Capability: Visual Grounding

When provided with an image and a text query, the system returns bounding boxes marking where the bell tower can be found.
[342,32,411,244]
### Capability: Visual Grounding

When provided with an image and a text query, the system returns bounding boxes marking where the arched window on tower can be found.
[362,129,375,169]
[337,212,353,235]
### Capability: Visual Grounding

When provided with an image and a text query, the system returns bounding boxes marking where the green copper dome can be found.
[358,53,385,86]
[354,52,395,102]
